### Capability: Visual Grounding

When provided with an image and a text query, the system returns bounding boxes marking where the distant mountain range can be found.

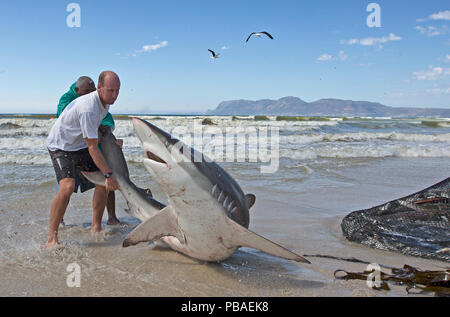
[207,96,450,117]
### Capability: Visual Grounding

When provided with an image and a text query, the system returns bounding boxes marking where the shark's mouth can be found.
[146,151,167,165]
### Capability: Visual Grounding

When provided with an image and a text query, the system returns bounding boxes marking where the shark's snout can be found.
[132,117,174,166]
[132,117,175,147]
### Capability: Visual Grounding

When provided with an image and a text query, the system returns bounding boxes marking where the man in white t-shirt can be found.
[45,71,121,249]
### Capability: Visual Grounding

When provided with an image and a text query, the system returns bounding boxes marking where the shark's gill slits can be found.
[211,184,237,214]
[223,195,230,207]
[218,191,225,203]
[211,184,219,196]
[146,151,167,164]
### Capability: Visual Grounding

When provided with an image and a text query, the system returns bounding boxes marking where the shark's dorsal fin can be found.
[245,194,256,209]
[81,171,105,186]
[123,205,185,247]
[226,218,310,263]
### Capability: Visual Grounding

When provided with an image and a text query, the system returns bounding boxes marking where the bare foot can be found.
[107,217,121,226]
[90,225,102,234]
[45,240,63,250]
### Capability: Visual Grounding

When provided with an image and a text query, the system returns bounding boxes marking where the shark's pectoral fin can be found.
[245,194,256,209]
[123,205,185,248]
[80,171,105,186]
[227,219,310,263]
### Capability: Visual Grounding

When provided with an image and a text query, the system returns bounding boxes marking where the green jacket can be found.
[56,82,115,131]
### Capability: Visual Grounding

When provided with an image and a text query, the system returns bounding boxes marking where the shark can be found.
[83,118,310,263]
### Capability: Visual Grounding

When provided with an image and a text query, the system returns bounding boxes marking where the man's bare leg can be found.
[92,185,107,233]
[106,191,120,225]
[46,178,75,249]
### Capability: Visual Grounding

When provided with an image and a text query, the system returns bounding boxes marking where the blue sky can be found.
[0,0,449,114]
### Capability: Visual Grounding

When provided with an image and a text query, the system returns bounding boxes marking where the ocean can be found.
[0,114,449,296]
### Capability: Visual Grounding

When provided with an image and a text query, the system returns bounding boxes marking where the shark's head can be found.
[132,117,254,228]
[131,117,185,173]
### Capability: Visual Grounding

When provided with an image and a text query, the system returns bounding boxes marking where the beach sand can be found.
[0,158,448,297]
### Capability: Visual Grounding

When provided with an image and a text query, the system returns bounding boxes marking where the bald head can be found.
[75,76,96,96]
[98,71,120,87]
[97,71,121,106]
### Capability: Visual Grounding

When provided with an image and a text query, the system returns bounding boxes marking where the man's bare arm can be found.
[85,138,110,175]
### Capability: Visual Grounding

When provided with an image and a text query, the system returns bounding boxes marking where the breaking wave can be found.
[0,116,449,165]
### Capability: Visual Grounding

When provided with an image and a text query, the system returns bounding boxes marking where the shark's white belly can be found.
[164,190,239,262]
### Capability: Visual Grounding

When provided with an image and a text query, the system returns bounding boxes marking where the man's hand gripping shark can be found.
[83,118,310,263]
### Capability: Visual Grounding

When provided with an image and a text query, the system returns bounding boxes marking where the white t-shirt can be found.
[46,91,110,151]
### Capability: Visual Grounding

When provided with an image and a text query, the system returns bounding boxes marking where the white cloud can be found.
[317,51,347,62]
[338,50,348,61]
[135,41,168,54]
[415,25,449,37]
[446,54,450,63]
[430,10,450,21]
[426,87,450,95]
[221,46,229,50]
[412,66,450,81]
[342,33,402,46]
[317,53,333,62]
[417,10,450,22]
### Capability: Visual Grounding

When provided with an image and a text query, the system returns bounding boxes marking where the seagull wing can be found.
[208,49,216,57]
[262,32,274,39]
[246,32,256,43]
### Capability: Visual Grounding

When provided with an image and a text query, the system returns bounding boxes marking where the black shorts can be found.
[48,148,99,193]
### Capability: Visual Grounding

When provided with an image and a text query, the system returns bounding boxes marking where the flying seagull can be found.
[208,49,220,59]
[245,31,274,43]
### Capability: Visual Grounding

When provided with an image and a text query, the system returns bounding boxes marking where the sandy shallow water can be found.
[0,157,448,297]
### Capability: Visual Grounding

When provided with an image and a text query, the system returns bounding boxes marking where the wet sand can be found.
[0,158,448,297]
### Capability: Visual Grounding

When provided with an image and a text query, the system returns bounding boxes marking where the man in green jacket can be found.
[56,76,120,225]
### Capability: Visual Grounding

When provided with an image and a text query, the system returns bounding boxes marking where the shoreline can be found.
[1,161,448,297]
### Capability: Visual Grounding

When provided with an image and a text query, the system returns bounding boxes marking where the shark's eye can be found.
[146,151,167,164]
